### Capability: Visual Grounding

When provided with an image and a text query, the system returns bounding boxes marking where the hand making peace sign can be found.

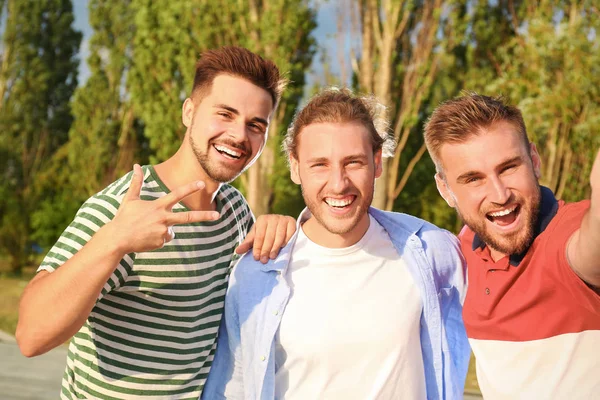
[111,164,220,254]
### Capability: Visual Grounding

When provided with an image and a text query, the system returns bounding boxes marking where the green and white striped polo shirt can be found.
[38,165,253,399]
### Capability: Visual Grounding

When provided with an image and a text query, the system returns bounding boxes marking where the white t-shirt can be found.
[274,215,426,399]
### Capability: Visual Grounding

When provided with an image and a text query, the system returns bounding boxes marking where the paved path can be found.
[0,331,65,399]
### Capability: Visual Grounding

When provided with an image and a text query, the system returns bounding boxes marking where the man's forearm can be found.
[16,222,127,357]
[568,198,600,288]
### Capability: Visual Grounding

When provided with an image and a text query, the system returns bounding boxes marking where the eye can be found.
[248,123,265,134]
[218,111,232,119]
[501,164,517,173]
[465,177,480,184]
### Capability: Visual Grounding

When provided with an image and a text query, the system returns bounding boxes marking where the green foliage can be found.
[30,0,151,247]
[0,0,81,272]
[487,1,600,201]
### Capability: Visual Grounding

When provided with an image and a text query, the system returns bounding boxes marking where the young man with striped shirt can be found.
[424,94,600,399]
[16,47,294,399]
[202,89,470,399]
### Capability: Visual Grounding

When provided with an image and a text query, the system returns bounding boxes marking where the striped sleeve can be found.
[38,173,135,299]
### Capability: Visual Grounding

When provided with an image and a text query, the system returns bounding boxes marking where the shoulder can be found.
[219,184,253,219]
[543,199,590,240]
[219,184,250,208]
[370,207,459,248]
[227,253,281,311]
[371,208,465,286]
[85,165,155,210]
[75,171,136,220]
[556,199,590,221]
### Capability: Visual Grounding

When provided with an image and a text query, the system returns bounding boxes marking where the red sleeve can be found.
[545,200,600,310]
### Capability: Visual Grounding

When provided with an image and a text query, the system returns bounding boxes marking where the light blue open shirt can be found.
[202,208,470,399]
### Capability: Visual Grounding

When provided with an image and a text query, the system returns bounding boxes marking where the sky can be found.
[71,0,349,90]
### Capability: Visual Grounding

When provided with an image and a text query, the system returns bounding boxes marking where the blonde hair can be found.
[424,93,528,172]
[283,87,395,159]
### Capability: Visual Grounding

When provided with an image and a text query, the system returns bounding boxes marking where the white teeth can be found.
[488,205,517,217]
[215,145,242,158]
[325,197,353,207]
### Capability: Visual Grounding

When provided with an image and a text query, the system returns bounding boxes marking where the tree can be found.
[488,0,600,201]
[31,0,151,248]
[340,0,465,210]
[0,0,81,272]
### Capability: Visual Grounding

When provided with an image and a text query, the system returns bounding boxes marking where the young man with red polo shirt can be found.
[424,94,600,399]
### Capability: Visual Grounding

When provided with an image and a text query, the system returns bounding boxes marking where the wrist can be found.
[96,221,130,258]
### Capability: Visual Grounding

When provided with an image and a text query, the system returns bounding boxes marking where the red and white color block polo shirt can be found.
[460,187,600,399]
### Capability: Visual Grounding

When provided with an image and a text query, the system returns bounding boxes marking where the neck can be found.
[154,146,221,211]
[302,213,370,249]
[489,247,508,262]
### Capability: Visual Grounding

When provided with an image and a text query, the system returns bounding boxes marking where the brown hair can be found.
[283,87,395,159]
[424,93,529,172]
[192,46,287,109]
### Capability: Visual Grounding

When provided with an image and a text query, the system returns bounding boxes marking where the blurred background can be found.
[0,0,599,395]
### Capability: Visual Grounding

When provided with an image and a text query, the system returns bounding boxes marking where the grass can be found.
[0,271,33,335]
[465,353,481,394]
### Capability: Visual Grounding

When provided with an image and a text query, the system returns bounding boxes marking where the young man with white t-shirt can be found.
[202,88,470,399]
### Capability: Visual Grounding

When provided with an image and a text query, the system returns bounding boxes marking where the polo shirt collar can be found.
[472,186,559,266]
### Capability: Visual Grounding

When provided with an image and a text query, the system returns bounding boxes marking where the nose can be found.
[488,175,511,205]
[226,122,248,143]
[328,165,349,193]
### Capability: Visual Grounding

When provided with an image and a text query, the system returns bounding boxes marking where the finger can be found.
[268,220,289,259]
[159,180,206,209]
[235,226,255,255]
[285,217,296,244]
[258,219,279,264]
[252,219,267,261]
[124,164,143,203]
[167,210,220,226]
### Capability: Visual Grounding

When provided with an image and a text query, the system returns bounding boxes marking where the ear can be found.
[435,172,456,208]
[290,155,301,185]
[374,149,383,179]
[182,98,195,128]
[529,142,542,179]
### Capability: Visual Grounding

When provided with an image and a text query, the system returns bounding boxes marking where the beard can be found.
[459,186,541,256]
[301,182,374,236]
[189,133,250,184]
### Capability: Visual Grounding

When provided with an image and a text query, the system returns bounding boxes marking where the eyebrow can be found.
[496,156,523,170]
[455,156,524,184]
[214,104,269,127]
[305,154,368,164]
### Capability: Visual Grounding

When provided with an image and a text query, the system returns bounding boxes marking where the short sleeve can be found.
[37,191,134,301]
[545,200,599,310]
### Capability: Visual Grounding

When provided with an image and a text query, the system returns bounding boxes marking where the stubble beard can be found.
[189,130,248,184]
[301,182,374,235]
[459,186,541,256]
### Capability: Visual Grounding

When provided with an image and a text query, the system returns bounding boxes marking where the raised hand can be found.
[110,164,220,254]
[235,214,296,263]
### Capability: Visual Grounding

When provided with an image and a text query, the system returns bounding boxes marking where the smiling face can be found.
[436,120,542,258]
[182,74,273,183]
[290,121,382,247]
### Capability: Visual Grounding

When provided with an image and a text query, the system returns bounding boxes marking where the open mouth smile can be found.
[324,196,356,210]
[213,144,244,160]
[486,204,520,227]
